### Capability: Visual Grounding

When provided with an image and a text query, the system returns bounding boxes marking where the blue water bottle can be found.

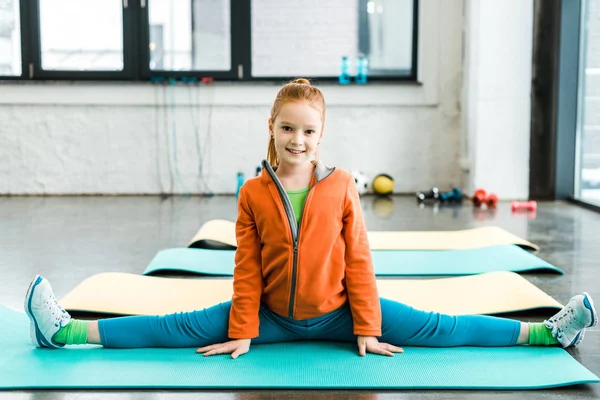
[339,56,351,85]
[356,55,368,84]
[236,172,244,199]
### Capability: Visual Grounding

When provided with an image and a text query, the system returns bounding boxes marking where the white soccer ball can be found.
[352,170,369,195]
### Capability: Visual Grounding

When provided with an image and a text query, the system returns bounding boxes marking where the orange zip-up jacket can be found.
[228,159,382,339]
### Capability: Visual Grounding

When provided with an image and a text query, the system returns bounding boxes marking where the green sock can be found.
[528,322,559,346]
[52,320,89,345]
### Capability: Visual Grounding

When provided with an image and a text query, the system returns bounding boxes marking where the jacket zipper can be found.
[263,162,331,318]
[288,187,319,318]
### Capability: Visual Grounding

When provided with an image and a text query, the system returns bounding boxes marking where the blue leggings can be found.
[98,298,521,348]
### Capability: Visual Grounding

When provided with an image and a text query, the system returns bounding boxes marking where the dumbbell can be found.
[511,201,537,212]
[439,188,463,202]
[416,187,440,202]
[472,189,498,208]
[486,193,498,208]
[472,189,487,206]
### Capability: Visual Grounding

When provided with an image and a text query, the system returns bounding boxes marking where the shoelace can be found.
[44,294,70,328]
[548,307,577,340]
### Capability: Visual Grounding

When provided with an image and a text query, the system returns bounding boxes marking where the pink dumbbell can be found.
[511,200,537,211]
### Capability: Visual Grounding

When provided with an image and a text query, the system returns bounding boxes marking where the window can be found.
[359,0,415,76]
[148,0,231,71]
[38,0,124,71]
[1,0,418,81]
[0,0,22,76]
[251,0,416,79]
[251,0,361,77]
[575,0,600,206]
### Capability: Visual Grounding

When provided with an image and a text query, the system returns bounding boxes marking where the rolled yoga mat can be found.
[142,245,563,277]
[59,271,563,317]
[188,219,539,251]
[1,306,598,389]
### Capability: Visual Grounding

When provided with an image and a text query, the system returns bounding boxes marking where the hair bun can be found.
[291,78,311,86]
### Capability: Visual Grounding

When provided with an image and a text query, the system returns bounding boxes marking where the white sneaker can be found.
[24,275,71,348]
[544,292,597,348]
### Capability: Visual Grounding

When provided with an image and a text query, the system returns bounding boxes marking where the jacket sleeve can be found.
[228,185,264,339]
[342,175,382,337]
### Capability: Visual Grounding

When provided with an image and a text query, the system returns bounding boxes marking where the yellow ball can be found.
[372,174,394,196]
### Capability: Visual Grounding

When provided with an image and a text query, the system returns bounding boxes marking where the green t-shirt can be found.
[286,187,310,225]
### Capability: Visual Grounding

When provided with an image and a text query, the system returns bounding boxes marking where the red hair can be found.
[267,78,326,166]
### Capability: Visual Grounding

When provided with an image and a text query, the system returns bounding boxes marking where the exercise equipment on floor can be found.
[372,174,394,196]
[472,188,498,208]
[512,201,538,211]
[142,245,563,277]
[188,219,539,251]
[416,187,439,202]
[416,187,463,204]
[58,271,562,317]
[511,200,538,219]
[352,170,369,195]
[1,308,598,390]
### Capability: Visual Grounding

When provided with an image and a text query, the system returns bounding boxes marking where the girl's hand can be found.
[196,339,251,359]
[357,336,403,357]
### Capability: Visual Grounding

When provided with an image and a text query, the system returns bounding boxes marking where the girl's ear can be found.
[268,118,274,136]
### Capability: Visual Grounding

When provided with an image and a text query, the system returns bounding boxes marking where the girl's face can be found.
[269,101,324,167]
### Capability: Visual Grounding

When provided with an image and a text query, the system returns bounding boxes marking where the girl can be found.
[25,79,596,358]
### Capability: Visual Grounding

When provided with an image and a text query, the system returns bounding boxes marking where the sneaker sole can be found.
[569,292,596,347]
[571,329,585,347]
[582,292,597,328]
[24,275,56,348]
[24,275,42,347]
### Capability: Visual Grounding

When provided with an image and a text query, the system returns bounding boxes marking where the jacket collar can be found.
[260,159,335,184]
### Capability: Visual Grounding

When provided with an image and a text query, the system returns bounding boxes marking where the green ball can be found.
[372,174,394,196]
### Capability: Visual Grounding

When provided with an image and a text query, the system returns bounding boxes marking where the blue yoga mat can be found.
[142,245,563,276]
[0,306,597,389]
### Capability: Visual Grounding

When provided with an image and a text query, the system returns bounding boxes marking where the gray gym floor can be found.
[0,195,598,399]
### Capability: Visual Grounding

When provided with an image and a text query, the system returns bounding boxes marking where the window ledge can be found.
[0,79,433,107]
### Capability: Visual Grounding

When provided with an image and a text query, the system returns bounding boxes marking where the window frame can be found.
[138,0,247,80]
[0,0,419,82]
[27,0,137,80]
[0,0,28,80]
[245,0,419,82]
[529,0,600,213]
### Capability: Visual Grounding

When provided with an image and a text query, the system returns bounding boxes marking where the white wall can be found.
[0,0,536,198]
[0,0,465,196]
[461,0,533,200]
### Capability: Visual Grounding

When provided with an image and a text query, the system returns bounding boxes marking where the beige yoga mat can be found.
[60,271,561,317]
[188,219,539,251]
